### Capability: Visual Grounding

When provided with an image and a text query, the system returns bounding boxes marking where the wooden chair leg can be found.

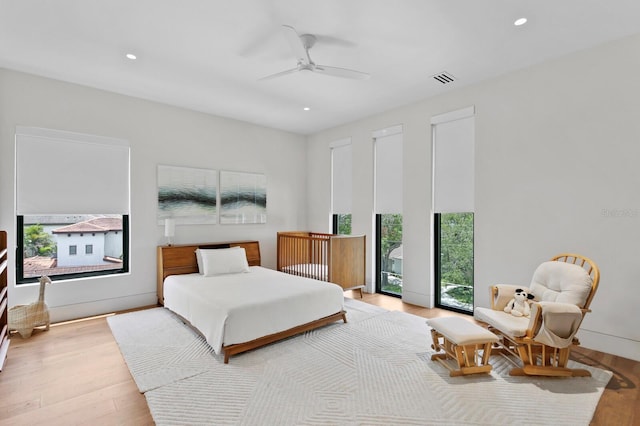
[481,342,492,365]
[430,329,442,352]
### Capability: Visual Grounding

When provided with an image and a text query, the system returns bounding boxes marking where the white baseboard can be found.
[48,292,157,323]
[577,328,640,362]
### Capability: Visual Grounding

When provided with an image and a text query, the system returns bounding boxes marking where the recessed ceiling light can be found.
[514,18,528,26]
[125,53,137,60]
[303,107,310,111]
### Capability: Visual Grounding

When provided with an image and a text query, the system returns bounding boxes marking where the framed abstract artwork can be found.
[157,165,217,225]
[219,171,267,224]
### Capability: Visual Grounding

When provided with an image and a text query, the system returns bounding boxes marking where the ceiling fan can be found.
[259,25,370,81]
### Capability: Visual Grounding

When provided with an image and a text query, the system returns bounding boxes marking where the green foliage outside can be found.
[24,224,55,257]
[439,212,474,306]
[443,284,474,305]
[336,214,352,235]
[380,214,403,294]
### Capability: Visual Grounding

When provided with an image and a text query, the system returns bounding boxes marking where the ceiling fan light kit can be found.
[259,25,370,81]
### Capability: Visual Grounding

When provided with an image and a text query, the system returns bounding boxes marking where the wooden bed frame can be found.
[277,231,366,297]
[157,240,347,363]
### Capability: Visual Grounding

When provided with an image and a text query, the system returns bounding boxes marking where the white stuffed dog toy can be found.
[504,288,534,317]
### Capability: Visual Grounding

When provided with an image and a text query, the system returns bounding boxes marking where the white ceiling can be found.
[1,1,640,135]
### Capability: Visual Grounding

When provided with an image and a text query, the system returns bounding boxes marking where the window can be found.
[434,213,474,313]
[15,127,130,284]
[17,215,129,282]
[432,107,475,313]
[376,214,403,295]
[374,126,403,297]
[332,213,352,235]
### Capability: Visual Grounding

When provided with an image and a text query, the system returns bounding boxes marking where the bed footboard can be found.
[221,310,347,363]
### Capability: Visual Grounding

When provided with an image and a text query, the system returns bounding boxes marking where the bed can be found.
[157,241,346,363]
[277,232,366,297]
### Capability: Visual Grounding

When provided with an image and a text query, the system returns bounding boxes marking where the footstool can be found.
[427,317,499,377]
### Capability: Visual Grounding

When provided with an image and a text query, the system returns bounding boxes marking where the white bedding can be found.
[281,263,328,281]
[163,266,344,354]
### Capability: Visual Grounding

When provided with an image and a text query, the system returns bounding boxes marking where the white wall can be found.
[307,33,640,361]
[0,68,307,322]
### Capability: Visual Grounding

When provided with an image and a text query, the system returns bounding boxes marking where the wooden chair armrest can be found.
[526,302,544,338]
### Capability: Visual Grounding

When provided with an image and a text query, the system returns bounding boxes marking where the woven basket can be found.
[8,276,51,338]
[9,301,50,338]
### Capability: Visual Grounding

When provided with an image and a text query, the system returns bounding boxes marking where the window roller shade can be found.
[331,140,352,214]
[16,127,130,215]
[375,131,403,214]
[432,108,474,213]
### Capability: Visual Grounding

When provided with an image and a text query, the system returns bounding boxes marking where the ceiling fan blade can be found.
[314,65,371,80]
[258,67,300,81]
[282,25,310,64]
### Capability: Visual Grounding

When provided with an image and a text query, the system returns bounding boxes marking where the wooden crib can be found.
[277,231,366,297]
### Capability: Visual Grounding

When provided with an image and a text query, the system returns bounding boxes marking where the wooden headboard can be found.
[156,240,261,305]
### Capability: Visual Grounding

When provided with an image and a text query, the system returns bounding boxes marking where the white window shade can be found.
[16,127,130,215]
[375,130,403,214]
[331,140,352,214]
[432,107,475,213]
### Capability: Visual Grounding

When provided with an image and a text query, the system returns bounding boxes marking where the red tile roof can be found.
[52,217,122,234]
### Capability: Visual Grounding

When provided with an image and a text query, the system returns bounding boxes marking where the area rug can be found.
[108,300,612,425]
[106,298,386,392]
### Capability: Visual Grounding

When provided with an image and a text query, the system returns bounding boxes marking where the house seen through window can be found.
[17,214,129,283]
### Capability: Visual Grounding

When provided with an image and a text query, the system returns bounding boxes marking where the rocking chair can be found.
[474,253,600,377]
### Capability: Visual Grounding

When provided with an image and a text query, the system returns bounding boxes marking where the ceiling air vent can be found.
[431,72,455,85]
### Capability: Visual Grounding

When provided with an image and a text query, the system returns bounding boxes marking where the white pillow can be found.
[196,247,249,276]
[195,246,241,274]
[195,248,205,274]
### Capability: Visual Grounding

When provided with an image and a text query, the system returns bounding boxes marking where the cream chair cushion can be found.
[427,317,499,345]
[529,261,593,307]
[473,307,530,337]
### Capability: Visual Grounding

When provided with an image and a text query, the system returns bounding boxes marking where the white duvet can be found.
[163,266,344,354]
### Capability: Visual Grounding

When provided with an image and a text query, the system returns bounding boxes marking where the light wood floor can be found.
[0,292,638,425]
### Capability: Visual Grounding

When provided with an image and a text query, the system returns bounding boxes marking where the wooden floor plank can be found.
[0,293,637,425]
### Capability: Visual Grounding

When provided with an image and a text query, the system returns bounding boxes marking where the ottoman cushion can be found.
[427,317,499,346]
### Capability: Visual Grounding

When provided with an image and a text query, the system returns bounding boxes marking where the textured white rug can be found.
[108,299,612,426]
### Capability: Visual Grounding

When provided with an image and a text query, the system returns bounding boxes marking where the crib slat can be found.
[277,231,365,294]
